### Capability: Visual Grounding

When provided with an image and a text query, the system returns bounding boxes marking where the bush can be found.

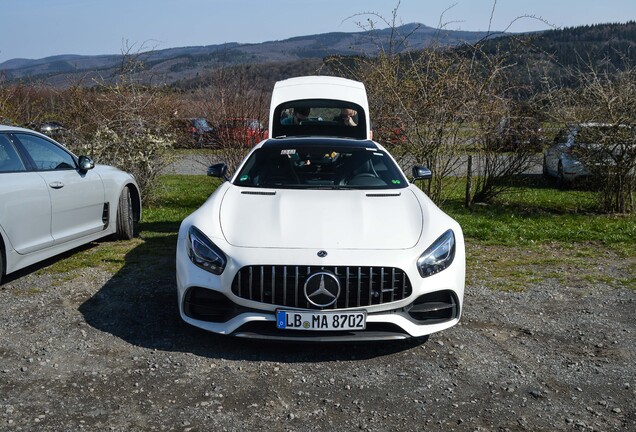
[78,127,174,201]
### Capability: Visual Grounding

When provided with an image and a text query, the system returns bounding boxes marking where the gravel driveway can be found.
[1,150,634,431]
[1,238,634,431]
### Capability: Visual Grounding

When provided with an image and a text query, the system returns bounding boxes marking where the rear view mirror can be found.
[207,163,228,180]
[78,155,95,173]
[412,165,432,181]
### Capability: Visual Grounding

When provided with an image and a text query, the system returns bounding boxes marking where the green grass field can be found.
[38,174,636,291]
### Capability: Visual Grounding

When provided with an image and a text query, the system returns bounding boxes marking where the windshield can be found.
[193,118,211,129]
[234,143,407,190]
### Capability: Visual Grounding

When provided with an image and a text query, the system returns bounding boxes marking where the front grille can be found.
[231,265,412,310]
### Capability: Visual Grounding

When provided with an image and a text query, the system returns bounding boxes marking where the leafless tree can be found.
[328,3,541,205]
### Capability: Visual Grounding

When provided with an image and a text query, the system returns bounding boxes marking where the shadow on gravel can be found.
[2,243,97,284]
[79,222,423,362]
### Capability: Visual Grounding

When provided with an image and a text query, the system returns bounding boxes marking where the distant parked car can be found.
[373,116,407,146]
[172,118,217,148]
[544,123,636,185]
[24,121,68,138]
[543,124,603,184]
[217,117,268,146]
[0,124,141,284]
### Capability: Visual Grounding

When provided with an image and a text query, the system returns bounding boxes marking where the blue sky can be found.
[1,0,635,63]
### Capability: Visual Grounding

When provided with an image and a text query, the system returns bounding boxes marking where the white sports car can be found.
[0,125,141,283]
[176,76,465,341]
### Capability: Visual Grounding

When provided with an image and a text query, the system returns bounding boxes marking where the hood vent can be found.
[241,190,276,196]
[366,193,402,197]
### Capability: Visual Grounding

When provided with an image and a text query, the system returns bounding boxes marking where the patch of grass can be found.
[40,238,144,278]
[441,176,636,250]
[467,242,636,292]
[13,287,44,296]
[144,175,219,225]
[36,174,635,294]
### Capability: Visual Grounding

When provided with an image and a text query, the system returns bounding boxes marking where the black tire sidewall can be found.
[116,187,134,240]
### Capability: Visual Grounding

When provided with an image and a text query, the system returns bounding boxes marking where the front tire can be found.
[115,186,135,240]
[557,162,567,189]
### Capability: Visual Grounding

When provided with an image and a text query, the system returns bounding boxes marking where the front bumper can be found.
[181,285,460,341]
[176,239,465,341]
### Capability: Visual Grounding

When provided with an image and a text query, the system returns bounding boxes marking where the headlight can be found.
[187,226,227,275]
[417,230,455,277]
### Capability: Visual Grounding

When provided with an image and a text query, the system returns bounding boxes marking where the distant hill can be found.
[0,23,496,86]
[4,22,633,89]
[467,21,636,93]
[479,21,636,64]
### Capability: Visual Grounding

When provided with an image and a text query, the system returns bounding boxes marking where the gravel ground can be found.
[0,241,634,431]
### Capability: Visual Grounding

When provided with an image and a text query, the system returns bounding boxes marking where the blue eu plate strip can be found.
[277,311,286,329]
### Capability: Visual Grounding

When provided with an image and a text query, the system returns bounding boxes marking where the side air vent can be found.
[102,203,109,228]
[407,290,459,324]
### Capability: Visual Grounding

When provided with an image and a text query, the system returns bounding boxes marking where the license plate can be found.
[276,310,366,331]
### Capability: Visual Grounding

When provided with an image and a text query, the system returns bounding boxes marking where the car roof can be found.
[0,124,43,134]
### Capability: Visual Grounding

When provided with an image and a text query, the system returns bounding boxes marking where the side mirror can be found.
[207,163,228,180]
[78,155,95,173]
[412,165,432,181]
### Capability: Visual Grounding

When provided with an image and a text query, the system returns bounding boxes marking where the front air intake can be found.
[407,290,459,324]
[183,287,238,322]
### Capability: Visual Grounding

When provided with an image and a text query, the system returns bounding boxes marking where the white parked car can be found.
[176,76,465,341]
[543,125,593,184]
[0,125,141,283]
[543,123,635,185]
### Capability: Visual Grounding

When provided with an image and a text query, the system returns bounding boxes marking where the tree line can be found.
[1,21,635,212]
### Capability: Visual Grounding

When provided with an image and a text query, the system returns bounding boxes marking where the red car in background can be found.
[217,118,268,146]
[372,116,407,146]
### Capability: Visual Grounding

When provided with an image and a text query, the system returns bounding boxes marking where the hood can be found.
[219,187,423,250]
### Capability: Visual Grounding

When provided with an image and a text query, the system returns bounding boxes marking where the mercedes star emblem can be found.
[304,271,340,307]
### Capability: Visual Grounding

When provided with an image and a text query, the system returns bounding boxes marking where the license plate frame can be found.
[276,310,367,331]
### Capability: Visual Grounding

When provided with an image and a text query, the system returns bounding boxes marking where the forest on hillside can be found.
[1,21,635,213]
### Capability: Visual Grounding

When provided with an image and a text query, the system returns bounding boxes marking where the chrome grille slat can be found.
[231,265,412,309]
[368,267,373,305]
[260,266,264,303]
[271,266,276,304]
[283,266,287,306]
[345,267,350,308]
[249,267,253,299]
[294,267,299,308]
[357,267,362,306]
[380,268,384,304]
[391,268,396,302]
